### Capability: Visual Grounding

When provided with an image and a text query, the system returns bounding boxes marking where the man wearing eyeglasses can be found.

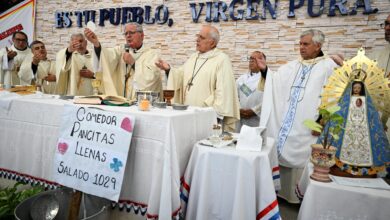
[259,29,338,204]
[235,51,270,132]
[0,31,32,86]
[55,33,96,96]
[84,23,162,99]
[156,25,240,131]
[18,40,57,94]
[370,14,390,78]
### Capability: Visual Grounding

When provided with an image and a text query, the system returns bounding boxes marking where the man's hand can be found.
[44,73,56,82]
[240,109,255,119]
[79,69,95,78]
[330,54,344,66]
[255,57,267,72]
[67,38,82,53]
[84,28,100,48]
[6,47,17,60]
[123,52,135,66]
[32,55,40,65]
[155,59,170,71]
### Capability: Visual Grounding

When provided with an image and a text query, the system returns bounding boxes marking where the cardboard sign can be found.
[53,105,135,201]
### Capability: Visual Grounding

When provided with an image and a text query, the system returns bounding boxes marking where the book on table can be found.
[73,95,130,106]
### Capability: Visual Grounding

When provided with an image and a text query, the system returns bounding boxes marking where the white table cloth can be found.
[0,94,216,220]
[297,163,390,220]
[180,138,281,220]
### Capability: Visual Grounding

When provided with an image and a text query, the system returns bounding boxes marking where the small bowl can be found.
[172,103,189,110]
[153,101,167,108]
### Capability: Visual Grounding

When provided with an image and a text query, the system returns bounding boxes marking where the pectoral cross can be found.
[187,81,193,91]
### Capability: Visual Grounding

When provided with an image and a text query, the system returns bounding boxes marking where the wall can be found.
[35,0,390,78]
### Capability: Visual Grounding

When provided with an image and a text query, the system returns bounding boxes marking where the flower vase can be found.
[310,144,337,182]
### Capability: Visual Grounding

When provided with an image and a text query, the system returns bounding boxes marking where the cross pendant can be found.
[187,82,193,91]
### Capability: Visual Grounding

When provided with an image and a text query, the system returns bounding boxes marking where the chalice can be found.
[163,90,174,106]
[91,78,102,95]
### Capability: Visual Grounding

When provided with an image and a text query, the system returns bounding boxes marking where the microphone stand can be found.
[124,45,130,98]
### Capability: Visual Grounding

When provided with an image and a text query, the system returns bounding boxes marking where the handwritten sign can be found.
[53,105,135,201]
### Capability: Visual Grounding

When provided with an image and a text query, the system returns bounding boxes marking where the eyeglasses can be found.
[14,38,27,42]
[123,31,141,36]
[380,21,390,28]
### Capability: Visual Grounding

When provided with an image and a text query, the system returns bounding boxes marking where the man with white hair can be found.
[156,25,240,131]
[56,33,96,95]
[260,29,338,203]
[84,23,162,99]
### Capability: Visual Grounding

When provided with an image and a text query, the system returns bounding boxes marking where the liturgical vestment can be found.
[0,45,31,86]
[19,58,57,94]
[168,48,240,131]
[93,45,162,99]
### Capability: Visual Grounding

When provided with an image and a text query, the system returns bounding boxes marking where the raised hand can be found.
[6,47,17,60]
[84,28,100,48]
[123,52,135,66]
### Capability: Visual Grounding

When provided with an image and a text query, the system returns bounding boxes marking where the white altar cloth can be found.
[296,163,390,220]
[0,95,216,219]
[180,138,281,220]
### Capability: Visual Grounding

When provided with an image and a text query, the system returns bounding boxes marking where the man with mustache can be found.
[0,31,31,86]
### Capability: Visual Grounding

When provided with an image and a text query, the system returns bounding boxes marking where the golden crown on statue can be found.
[320,48,390,116]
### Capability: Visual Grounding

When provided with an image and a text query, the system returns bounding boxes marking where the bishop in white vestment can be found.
[157,25,240,131]
[260,30,338,203]
[84,23,162,99]
[56,34,95,96]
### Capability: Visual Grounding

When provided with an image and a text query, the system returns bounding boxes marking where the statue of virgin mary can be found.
[319,49,390,177]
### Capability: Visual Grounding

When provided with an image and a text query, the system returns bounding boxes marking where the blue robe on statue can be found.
[319,82,390,176]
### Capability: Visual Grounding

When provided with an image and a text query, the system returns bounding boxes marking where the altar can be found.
[0,94,216,219]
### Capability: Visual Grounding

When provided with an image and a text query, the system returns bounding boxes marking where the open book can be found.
[73,95,130,106]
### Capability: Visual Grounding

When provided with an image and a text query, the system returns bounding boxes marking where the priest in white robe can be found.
[0,31,31,86]
[260,29,338,203]
[236,51,270,132]
[84,23,162,99]
[56,33,95,96]
[156,25,240,131]
[19,40,56,94]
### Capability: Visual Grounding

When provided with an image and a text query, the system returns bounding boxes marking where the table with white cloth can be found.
[180,137,281,220]
[0,93,216,219]
[296,163,390,220]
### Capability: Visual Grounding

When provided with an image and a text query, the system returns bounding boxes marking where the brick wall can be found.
[35,0,390,78]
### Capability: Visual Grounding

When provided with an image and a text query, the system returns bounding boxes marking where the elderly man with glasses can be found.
[156,25,240,131]
[55,33,96,96]
[84,23,162,99]
[259,29,338,204]
[0,31,32,86]
[235,51,271,132]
